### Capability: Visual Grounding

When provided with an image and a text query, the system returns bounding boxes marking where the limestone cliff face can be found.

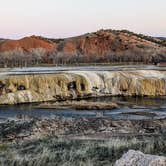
[0,70,166,104]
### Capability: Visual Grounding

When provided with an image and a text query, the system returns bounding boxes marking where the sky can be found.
[0,0,166,39]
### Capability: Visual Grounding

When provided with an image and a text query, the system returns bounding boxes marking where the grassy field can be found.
[0,135,165,166]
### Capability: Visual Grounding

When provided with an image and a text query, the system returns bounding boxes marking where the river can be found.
[0,96,166,121]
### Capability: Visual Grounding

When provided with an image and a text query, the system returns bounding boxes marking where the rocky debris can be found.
[0,120,35,141]
[0,117,166,141]
[114,150,166,166]
[33,117,166,138]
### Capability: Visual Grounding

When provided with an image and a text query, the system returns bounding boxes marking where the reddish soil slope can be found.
[0,29,165,64]
[0,36,55,52]
[58,30,162,56]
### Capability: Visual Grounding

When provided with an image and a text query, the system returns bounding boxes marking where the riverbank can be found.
[0,116,166,142]
[0,93,166,165]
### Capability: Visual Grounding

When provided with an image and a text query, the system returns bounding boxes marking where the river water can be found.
[1,65,166,121]
[0,96,166,121]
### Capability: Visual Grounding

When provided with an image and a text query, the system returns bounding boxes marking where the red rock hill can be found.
[0,36,55,52]
[0,29,165,64]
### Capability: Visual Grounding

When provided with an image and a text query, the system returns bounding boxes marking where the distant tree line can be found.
[0,46,166,68]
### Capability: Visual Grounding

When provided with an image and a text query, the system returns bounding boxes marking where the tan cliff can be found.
[0,70,166,104]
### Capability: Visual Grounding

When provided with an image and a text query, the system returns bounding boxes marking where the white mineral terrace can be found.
[0,65,166,104]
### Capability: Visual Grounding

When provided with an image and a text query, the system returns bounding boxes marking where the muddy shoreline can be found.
[0,117,166,142]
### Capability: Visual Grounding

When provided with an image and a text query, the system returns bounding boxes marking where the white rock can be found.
[114,150,166,166]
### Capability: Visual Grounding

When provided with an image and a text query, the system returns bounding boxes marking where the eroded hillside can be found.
[0,29,166,67]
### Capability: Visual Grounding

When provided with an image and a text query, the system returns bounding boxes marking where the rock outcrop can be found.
[114,150,166,166]
[0,70,166,104]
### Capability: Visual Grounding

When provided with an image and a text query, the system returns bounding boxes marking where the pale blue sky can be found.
[0,0,166,39]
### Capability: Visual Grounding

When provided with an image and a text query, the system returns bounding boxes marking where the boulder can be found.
[114,150,166,166]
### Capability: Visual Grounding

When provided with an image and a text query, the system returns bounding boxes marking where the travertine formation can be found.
[0,70,166,104]
[114,150,166,166]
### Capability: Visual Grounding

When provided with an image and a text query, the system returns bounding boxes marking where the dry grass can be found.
[0,135,165,166]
